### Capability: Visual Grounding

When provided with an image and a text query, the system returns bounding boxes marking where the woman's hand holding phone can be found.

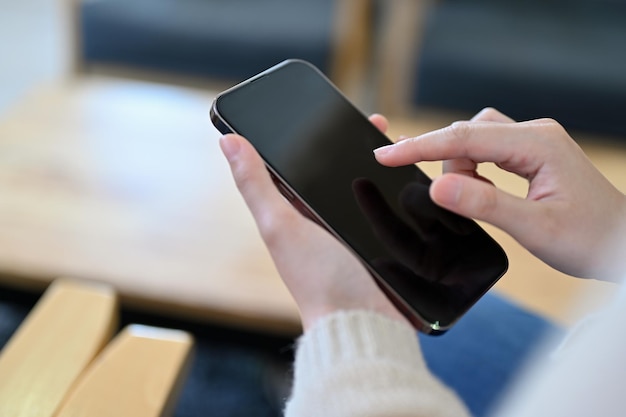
[375,108,626,282]
[212,60,508,332]
[219,115,410,331]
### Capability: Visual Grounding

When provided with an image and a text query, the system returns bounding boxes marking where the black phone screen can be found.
[213,60,507,332]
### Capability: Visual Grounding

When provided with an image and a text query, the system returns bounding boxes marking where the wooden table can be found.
[0,77,299,334]
[1,77,624,333]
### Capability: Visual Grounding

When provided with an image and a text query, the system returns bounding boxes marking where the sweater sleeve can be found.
[284,310,471,417]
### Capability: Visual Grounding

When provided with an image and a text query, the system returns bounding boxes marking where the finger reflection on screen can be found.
[352,178,497,325]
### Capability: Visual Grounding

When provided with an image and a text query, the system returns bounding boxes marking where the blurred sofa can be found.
[75,0,626,137]
[409,0,626,137]
[74,0,371,99]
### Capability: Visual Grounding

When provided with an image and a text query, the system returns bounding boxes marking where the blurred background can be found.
[1,1,625,416]
[3,0,626,134]
[0,0,66,112]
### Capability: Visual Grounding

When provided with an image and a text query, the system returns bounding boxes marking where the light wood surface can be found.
[0,279,117,417]
[56,325,193,417]
[0,77,300,334]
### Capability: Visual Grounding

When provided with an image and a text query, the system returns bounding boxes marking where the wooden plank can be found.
[56,325,193,417]
[0,279,117,417]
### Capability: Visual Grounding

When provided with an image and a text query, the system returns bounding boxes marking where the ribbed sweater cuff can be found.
[293,310,427,380]
[285,310,470,417]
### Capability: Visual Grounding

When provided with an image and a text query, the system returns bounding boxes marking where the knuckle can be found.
[473,185,498,218]
[478,107,499,119]
[256,210,285,246]
[256,205,298,248]
[447,121,471,143]
[232,162,255,193]
[534,118,565,135]
[445,121,472,155]
[530,118,572,148]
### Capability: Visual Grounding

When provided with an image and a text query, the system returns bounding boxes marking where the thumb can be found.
[430,173,538,238]
[219,134,293,229]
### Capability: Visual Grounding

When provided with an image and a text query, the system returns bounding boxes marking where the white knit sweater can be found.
[284,310,471,417]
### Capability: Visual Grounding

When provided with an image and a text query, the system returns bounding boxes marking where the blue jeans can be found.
[419,293,560,417]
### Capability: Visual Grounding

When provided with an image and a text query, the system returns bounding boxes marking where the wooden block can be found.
[56,325,194,417]
[0,279,118,417]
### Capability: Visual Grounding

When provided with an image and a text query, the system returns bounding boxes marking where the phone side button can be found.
[276,182,296,201]
[292,201,322,227]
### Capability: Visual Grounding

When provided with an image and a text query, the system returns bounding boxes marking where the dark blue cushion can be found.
[419,292,560,417]
[414,1,626,137]
[80,0,336,82]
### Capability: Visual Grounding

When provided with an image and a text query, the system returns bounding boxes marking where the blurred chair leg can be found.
[56,325,194,417]
[374,0,437,115]
[330,0,373,103]
[0,279,118,417]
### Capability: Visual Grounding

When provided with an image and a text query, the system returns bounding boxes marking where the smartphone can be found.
[211,59,508,334]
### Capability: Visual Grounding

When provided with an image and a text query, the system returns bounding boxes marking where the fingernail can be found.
[219,135,240,161]
[373,144,393,157]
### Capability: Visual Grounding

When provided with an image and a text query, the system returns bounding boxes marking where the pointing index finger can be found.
[374,120,544,177]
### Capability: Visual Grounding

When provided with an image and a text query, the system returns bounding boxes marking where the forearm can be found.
[285,310,470,417]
